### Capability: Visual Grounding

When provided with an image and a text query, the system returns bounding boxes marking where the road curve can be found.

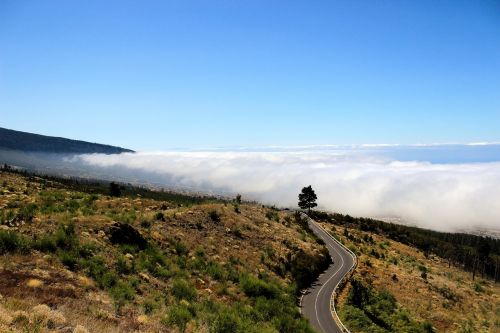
[300,214,357,333]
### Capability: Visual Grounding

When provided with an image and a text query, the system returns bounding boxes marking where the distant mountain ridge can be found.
[0,127,133,154]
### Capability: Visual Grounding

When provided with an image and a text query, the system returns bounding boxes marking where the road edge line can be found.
[307,214,358,333]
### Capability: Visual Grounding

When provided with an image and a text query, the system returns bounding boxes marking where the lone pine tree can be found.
[298,185,318,213]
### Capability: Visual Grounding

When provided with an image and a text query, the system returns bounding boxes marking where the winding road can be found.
[300,214,357,333]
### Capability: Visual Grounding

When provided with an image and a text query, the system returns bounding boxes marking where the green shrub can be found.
[81,256,118,289]
[58,250,79,271]
[239,274,279,299]
[82,194,98,207]
[64,199,80,213]
[265,210,279,222]
[35,223,77,252]
[0,210,5,224]
[364,258,373,267]
[473,282,485,293]
[175,241,188,256]
[39,191,66,213]
[109,280,136,303]
[208,210,220,223]
[54,223,77,249]
[6,200,20,209]
[195,247,205,257]
[272,312,313,333]
[235,194,242,204]
[210,307,241,333]
[172,279,197,301]
[289,247,331,291]
[134,245,171,278]
[18,203,38,221]
[154,212,165,221]
[418,264,428,273]
[143,301,154,315]
[0,230,30,254]
[78,242,97,258]
[345,278,428,332]
[163,304,192,333]
[232,228,243,239]
[140,219,152,228]
[206,261,224,281]
[340,305,376,331]
[422,321,435,333]
[433,285,461,303]
[116,255,133,274]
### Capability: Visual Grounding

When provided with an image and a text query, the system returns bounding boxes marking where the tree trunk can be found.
[472,257,477,281]
[495,259,499,283]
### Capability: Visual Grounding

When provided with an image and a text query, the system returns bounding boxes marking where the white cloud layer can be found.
[76,151,500,232]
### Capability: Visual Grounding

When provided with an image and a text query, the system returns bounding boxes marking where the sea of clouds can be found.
[73,145,500,232]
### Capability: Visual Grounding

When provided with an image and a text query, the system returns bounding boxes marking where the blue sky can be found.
[1,1,499,150]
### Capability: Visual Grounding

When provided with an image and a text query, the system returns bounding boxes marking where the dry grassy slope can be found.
[319,223,500,333]
[0,172,326,333]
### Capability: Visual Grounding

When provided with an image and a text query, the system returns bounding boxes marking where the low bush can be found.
[432,285,461,303]
[143,300,156,315]
[18,203,38,221]
[239,274,280,299]
[289,247,331,291]
[64,199,80,213]
[109,280,136,309]
[206,261,225,281]
[343,278,430,332]
[208,210,220,223]
[172,279,197,301]
[116,255,134,274]
[210,307,241,333]
[265,210,279,222]
[175,241,188,256]
[82,256,118,289]
[134,244,171,278]
[474,282,485,293]
[58,250,79,271]
[140,219,152,228]
[154,212,165,221]
[0,230,30,254]
[163,304,192,333]
[34,223,78,252]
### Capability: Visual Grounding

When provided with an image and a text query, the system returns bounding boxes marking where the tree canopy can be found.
[298,185,318,212]
[109,182,122,197]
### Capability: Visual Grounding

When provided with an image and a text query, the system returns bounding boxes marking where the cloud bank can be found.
[73,149,500,232]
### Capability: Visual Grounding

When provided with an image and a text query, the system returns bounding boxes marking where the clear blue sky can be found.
[1,1,499,150]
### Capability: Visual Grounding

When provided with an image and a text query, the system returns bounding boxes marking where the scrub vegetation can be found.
[311,211,500,333]
[0,170,329,332]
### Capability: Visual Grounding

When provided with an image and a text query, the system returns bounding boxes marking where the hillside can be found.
[310,213,500,333]
[0,170,329,333]
[0,127,133,154]
[0,170,498,333]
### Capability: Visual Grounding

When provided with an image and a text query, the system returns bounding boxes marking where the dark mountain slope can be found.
[0,127,133,154]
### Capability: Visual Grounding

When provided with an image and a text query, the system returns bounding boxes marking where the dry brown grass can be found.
[0,171,323,332]
[323,223,500,333]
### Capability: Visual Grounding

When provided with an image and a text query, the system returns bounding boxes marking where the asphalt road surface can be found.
[300,215,356,333]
